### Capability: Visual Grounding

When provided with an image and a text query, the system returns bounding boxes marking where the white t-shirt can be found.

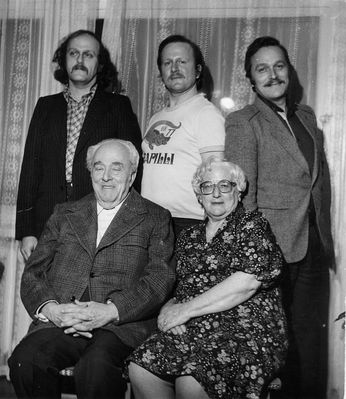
[141,93,225,219]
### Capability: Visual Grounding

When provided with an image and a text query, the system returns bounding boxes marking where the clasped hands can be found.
[157,298,190,335]
[42,300,117,338]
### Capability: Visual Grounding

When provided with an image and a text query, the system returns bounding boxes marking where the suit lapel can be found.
[295,107,319,185]
[74,89,109,159]
[65,194,98,259]
[255,97,310,174]
[97,190,146,251]
[52,94,68,172]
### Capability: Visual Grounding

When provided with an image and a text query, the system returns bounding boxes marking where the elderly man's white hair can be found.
[192,156,247,195]
[86,139,139,173]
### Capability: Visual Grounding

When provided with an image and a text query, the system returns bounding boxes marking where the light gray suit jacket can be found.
[20,189,175,348]
[225,96,333,263]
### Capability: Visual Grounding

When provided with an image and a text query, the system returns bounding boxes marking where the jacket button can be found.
[90,272,95,278]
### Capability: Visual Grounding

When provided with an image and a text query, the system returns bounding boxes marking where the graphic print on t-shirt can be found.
[144,120,181,150]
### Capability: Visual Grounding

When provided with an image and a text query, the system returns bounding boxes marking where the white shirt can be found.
[96,202,123,246]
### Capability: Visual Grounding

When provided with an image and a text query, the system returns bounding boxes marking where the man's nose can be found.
[269,67,277,79]
[171,61,179,72]
[102,169,111,181]
[77,53,83,64]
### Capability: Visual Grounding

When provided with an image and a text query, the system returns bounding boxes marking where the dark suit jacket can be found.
[20,189,175,348]
[225,96,333,263]
[15,88,142,240]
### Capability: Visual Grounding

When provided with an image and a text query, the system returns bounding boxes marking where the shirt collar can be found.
[96,192,129,216]
[63,83,97,104]
[257,94,297,117]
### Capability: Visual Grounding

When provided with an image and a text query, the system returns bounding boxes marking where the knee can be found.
[74,349,123,386]
[76,347,120,374]
[8,343,37,388]
[8,342,34,375]
[128,362,151,387]
[74,350,127,395]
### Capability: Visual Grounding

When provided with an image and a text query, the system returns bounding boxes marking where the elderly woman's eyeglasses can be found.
[200,180,237,195]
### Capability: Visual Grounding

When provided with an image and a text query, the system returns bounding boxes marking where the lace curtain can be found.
[0,1,344,397]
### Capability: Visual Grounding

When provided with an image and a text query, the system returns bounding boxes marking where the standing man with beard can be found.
[225,36,333,399]
[16,30,142,261]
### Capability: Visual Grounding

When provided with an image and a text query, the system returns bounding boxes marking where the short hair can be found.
[192,156,247,195]
[157,34,205,92]
[86,139,139,173]
[244,36,293,87]
[52,29,118,90]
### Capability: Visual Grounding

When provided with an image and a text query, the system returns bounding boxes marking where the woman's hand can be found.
[158,299,190,332]
[167,324,187,335]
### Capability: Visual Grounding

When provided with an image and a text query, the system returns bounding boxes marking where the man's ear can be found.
[129,170,137,187]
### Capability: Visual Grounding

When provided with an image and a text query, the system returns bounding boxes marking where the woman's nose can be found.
[212,185,221,197]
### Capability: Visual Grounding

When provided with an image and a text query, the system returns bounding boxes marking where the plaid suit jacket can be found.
[225,96,333,263]
[20,190,175,348]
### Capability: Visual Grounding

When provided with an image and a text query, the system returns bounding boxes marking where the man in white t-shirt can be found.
[141,35,225,236]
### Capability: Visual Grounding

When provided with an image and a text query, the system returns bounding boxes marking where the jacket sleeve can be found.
[15,98,45,240]
[225,112,258,211]
[20,205,63,318]
[110,207,176,324]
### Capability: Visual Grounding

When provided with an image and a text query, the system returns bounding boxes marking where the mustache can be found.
[169,73,184,79]
[264,78,285,87]
[72,64,88,73]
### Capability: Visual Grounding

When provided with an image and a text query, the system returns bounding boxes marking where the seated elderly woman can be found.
[127,157,288,399]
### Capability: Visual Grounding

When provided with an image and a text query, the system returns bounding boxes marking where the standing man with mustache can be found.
[225,36,334,399]
[141,35,225,237]
[16,30,142,261]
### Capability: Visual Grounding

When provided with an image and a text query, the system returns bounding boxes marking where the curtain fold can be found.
[315,5,346,398]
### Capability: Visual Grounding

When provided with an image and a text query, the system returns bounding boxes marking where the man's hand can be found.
[20,236,38,261]
[41,301,90,328]
[62,300,118,335]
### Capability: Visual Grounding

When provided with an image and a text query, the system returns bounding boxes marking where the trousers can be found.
[275,222,330,399]
[8,328,133,399]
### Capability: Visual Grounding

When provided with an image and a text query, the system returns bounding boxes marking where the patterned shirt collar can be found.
[63,83,97,104]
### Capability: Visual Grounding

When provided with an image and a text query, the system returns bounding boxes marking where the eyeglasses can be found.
[199,180,236,195]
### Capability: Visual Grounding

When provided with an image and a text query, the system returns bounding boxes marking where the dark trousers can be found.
[8,328,133,399]
[275,223,330,399]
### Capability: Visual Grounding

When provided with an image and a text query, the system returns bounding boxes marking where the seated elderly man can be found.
[9,138,175,399]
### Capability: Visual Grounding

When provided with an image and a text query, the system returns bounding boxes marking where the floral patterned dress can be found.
[127,205,288,398]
